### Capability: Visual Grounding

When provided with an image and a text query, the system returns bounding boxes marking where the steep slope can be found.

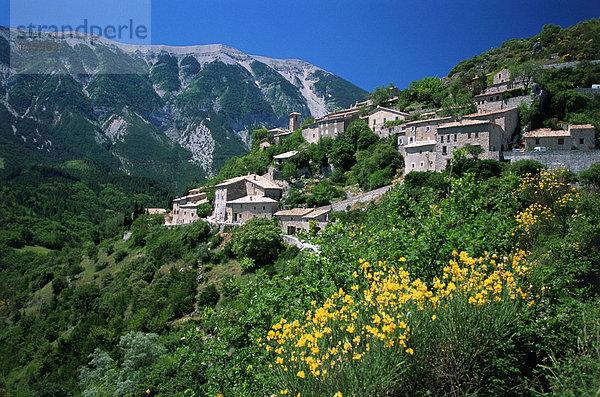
[0,28,367,189]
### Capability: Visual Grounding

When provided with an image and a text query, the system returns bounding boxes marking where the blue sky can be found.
[2,0,599,91]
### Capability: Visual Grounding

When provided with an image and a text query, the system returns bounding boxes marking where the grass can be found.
[15,245,52,255]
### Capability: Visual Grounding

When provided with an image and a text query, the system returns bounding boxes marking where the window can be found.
[491,145,496,151]
[558,138,564,145]
[468,133,471,139]
[580,138,584,144]
[535,138,540,145]
[383,118,386,123]
[440,136,444,143]
[411,163,415,169]
[454,134,457,142]
[496,96,500,101]
[475,132,479,138]
[447,159,451,166]
[409,136,415,143]
[442,146,447,155]
[410,126,416,132]
[420,161,424,167]
[395,116,399,120]
[373,119,376,126]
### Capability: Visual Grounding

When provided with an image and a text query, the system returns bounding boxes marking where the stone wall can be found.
[227,202,278,223]
[503,150,600,173]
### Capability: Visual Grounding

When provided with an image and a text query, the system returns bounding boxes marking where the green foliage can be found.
[354,141,403,190]
[580,162,600,190]
[198,284,220,308]
[231,218,284,266]
[196,202,211,218]
[80,332,166,396]
[306,181,346,207]
[365,82,396,111]
[301,116,315,127]
[510,159,545,176]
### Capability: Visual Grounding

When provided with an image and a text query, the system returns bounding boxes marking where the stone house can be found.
[400,108,517,174]
[274,208,315,234]
[172,190,209,225]
[226,196,279,223]
[213,174,283,222]
[403,140,437,173]
[475,69,530,113]
[435,120,506,170]
[523,124,596,151]
[274,207,330,234]
[398,116,451,173]
[364,106,409,138]
[463,107,519,149]
[302,107,362,144]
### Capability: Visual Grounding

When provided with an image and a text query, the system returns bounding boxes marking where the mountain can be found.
[0,28,367,190]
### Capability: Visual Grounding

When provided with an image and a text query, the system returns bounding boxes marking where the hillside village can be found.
[163,67,599,234]
[3,17,600,397]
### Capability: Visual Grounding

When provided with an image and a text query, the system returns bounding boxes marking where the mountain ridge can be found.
[0,27,367,190]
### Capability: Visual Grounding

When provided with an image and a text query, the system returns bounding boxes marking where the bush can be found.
[198,284,220,308]
[510,159,545,176]
[196,202,211,218]
[114,249,128,263]
[231,218,284,266]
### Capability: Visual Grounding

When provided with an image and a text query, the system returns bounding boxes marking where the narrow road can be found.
[330,184,395,212]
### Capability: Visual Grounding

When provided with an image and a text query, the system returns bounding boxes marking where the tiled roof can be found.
[404,140,437,149]
[438,120,493,129]
[303,208,330,219]
[216,174,282,190]
[464,107,518,118]
[215,175,249,187]
[403,116,452,127]
[273,150,298,160]
[474,89,510,98]
[523,128,570,138]
[274,208,314,217]
[569,124,595,130]
[226,196,278,204]
[367,106,409,117]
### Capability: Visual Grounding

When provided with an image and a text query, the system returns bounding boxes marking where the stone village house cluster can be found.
[168,68,595,231]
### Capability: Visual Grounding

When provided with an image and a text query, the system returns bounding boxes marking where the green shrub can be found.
[198,284,220,308]
[114,249,128,263]
[231,218,284,266]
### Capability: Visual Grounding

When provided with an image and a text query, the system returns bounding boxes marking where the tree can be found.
[440,91,475,119]
[196,202,211,218]
[330,140,355,171]
[80,332,166,397]
[409,77,445,106]
[301,116,315,127]
[367,83,396,108]
[463,143,485,159]
[231,218,284,266]
[580,163,600,190]
[510,159,545,176]
[510,61,541,91]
